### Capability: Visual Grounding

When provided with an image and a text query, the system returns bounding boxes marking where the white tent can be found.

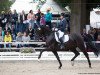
[10,0,38,13]
[40,0,65,14]
[90,9,100,28]
[65,6,71,12]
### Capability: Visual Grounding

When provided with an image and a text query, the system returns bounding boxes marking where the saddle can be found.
[55,30,69,49]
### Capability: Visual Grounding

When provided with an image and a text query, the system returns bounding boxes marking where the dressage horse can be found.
[37,28,99,69]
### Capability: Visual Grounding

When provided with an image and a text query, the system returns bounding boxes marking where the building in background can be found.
[90,6,100,28]
[10,0,38,13]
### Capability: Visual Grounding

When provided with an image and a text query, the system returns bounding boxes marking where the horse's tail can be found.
[84,36,100,57]
[86,41,99,57]
[72,33,99,57]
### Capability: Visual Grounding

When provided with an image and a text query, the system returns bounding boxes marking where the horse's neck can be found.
[46,33,55,43]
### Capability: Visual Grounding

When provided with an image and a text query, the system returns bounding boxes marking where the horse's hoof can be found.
[58,65,62,69]
[58,66,61,69]
[71,61,74,66]
[89,65,92,69]
[38,59,40,62]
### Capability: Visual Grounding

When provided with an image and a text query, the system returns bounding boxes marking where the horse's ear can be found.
[52,27,58,32]
[52,28,54,31]
[38,27,41,30]
[46,25,49,27]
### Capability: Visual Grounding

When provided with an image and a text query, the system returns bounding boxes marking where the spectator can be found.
[18,10,27,32]
[12,10,18,30]
[40,13,46,26]
[4,31,12,48]
[0,17,2,27]
[58,13,67,32]
[0,27,4,38]
[0,11,7,29]
[16,32,22,48]
[95,35,100,51]
[82,28,87,35]
[6,10,13,28]
[26,25,34,40]
[45,9,52,30]
[35,9,41,27]
[91,28,98,41]
[4,24,11,34]
[86,30,95,41]
[97,35,100,41]
[0,31,3,48]
[27,10,35,29]
[81,28,87,41]
[97,28,100,35]
[11,25,16,40]
[22,32,30,47]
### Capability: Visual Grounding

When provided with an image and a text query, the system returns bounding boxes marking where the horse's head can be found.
[45,28,60,47]
[35,25,51,41]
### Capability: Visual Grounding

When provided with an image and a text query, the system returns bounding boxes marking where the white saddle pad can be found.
[55,30,69,43]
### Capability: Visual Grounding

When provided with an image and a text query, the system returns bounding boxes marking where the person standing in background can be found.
[0,27,4,38]
[0,11,7,29]
[27,10,35,29]
[0,30,3,48]
[12,10,18,32]
[40,13,46,26]
[45,9,52,30]
[35,9,41,28]
[18,10,27,32]
[6,10,13,29]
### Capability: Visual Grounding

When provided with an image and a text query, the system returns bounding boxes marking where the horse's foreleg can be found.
[38,50,44,60]
[71,49,80,66]
[82,51,92,68]
[52,51,62,69]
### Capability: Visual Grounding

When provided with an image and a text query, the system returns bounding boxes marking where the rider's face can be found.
[60,16,63,19]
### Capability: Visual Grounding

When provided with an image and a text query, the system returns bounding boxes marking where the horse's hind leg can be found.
[82,51,91,68]
[38,50,44,61]
[71,49,80,66]
[52,51,62,69]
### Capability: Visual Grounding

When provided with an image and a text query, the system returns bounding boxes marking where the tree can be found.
[0,0,12,13]
[54,0,100,9]
[54,0,71,7]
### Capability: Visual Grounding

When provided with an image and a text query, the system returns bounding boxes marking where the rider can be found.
[58,13,68,49]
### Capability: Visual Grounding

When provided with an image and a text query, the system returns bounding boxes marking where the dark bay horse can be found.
[36,27,99,69]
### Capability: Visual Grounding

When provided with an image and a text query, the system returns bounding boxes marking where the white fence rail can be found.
[0,41,99,45]
[0,42,46,45]
[0,52,100,61]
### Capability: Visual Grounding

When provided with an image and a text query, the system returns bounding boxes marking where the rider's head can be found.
[60,13,65,19]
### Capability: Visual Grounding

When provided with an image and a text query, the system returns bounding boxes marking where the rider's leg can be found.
[59,37,64,49]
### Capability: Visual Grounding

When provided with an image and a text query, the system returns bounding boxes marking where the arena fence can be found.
[0,52,100,61]
[0,41,100,61]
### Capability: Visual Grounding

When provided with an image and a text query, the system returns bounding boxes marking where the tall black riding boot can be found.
[59,38,64,49]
